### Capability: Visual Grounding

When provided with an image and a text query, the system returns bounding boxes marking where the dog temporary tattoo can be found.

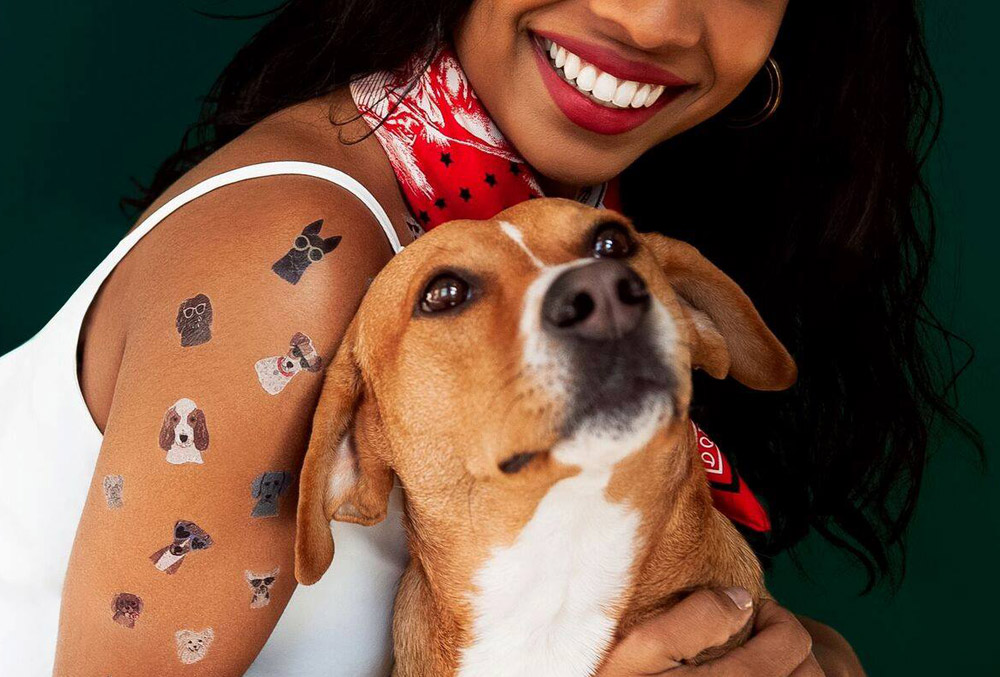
[111,592,143,628]
[158,398,209,464]
[103,474,124,509]
[175,294,213,347]
[245,567,279,609]
[254,332,324,395]
[175,628,214,664]
[271,219,341,284]
[251,471,293,518]
[150,520,213,574]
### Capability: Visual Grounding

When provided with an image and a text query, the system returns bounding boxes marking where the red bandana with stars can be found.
[351,45,770,533]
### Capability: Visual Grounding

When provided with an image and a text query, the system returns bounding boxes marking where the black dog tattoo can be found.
[251,471,293,518]
[272,220,341,284]
[176,294,213,347]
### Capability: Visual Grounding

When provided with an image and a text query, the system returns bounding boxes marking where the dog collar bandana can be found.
[351,45,771,533]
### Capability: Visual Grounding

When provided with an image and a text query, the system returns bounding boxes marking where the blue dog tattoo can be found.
[271,220,341,284]
[251,471,293,518]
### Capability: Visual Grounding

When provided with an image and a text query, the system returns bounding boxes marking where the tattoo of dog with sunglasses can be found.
[150,520,213,575]
[175,293,213,347]
[245,568,279,609]
[271,220,341,284]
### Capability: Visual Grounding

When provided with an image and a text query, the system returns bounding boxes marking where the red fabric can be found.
[352,45,770,533]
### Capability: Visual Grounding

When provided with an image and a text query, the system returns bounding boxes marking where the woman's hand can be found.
[599,588,863,676]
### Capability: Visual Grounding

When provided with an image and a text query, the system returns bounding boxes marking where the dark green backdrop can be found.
[1,3,996,674]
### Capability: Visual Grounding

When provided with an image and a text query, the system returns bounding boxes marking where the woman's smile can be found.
[531,30,694,136]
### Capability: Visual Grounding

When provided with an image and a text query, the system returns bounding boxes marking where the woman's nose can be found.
[588,0,703,51]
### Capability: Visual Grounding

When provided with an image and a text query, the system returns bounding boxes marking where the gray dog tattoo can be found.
[175,294,213,347]
[251,471,293,518]
[111,592,143,628]
[103,474,124,509]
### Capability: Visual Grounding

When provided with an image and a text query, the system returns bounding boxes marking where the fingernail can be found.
[723,586,753,611]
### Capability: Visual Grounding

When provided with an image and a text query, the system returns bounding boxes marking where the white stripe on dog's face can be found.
[498,220,545,269]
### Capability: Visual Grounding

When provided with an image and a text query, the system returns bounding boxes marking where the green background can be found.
[0,2,995,673]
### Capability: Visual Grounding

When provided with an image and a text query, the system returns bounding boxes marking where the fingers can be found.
[690,600,813,676]
[601,587,754,675]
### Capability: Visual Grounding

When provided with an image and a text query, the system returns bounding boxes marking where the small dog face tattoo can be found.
[176,294,213,347]
[251,471,293,518]
[111,592,143,628]
[254,332,324,395]
[103,474,124,509]
[175,628,214,664]
[245,567,279,609]
[159,398,209,464]
[150,520,214,574]
[271,219,341,284]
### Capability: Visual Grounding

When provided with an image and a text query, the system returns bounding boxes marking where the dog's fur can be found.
[295,200,796,676]
[158,398,209,464]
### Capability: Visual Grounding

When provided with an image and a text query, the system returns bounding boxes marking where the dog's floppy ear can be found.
[158,408,176,451]
[295,318,393,585]
[250,473,263,498]
[641,233,797,391]
[192,409,210,451]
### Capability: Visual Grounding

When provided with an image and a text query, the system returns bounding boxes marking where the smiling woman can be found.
[0,0,989,676]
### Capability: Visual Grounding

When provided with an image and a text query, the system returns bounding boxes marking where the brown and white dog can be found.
[295,199,796,676]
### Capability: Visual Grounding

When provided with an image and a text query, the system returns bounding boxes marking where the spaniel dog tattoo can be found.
[111,592,143,628]
[271,219,341,284]
[254,332,324,395]
[245,567,279,609]
[175,628,214,664]
[150,520,213,574]
[175,293,213,347]
[158,398,209,464]
[102,474,124,509]
[250,471,293,518]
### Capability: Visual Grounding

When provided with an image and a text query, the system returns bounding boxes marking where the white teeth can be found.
[630,83,651,108]
[563,52,581,80]
[576,64,597,92]
[554,46,567,69]
[613,80,637,107]
[542,37,676,110]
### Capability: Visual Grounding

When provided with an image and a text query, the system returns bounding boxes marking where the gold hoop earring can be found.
[726,57,783,129]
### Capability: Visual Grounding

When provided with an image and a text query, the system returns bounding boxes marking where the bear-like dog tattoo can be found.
[111,592,143,628]
[175,628,214,664]
[175,293,213,347]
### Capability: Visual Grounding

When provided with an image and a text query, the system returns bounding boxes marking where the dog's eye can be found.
[420,274,470,313]
[591,222,633,259]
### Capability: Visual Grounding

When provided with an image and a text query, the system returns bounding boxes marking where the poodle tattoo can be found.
[271,219,341,284]
[158,398,209,464]
[111,592,143,628]
[175,628,214,664]
[245,567,279,609]
[103,474,124,509]
[254,332,324,395]
[150,520,213,574]
[250,471,293,518]
[175,293,213,347]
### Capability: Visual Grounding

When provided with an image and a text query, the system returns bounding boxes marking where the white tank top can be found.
[0,161,409,676]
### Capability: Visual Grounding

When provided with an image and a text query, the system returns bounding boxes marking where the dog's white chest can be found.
[459,474,640,677]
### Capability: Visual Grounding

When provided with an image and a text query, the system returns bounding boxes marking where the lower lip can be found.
[530,37,679,136]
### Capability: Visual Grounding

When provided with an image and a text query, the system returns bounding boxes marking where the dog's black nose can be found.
[542,260,650,340]
[179,434,188,443]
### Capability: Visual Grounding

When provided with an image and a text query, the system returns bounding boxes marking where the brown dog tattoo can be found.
[150,520,213,574]
[102,474,124,509]
[175,628,214,664]
[254,332,323,395]
[158,398,209,464]
[175,294,213,347]
[111,593,143,628]
[245,567,279,609]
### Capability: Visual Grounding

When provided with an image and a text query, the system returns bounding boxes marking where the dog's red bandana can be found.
[351,45,770,532]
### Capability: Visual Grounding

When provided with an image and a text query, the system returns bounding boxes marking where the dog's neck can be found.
[393,423,758,677]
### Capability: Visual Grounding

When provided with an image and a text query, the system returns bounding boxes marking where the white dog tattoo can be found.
[175,628,214,664]
[254,332,324,395]
[102,474,124,509]
[158,398,209,464]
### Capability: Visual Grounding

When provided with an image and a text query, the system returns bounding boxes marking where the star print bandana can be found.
[350,44,770,533]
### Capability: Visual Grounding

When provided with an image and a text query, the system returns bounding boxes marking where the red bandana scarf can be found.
[352,46,770,533]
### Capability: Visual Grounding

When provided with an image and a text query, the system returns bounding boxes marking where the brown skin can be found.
[63,0,862,673]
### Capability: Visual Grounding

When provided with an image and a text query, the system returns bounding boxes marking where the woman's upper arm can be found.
[54,180,395,675]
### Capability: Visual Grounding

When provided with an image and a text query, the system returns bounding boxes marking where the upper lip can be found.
[532,30,691,88]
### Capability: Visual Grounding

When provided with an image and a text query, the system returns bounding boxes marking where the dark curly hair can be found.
[126,0,982,590]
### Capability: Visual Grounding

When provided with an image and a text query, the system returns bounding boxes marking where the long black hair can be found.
[128,0,981,589]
